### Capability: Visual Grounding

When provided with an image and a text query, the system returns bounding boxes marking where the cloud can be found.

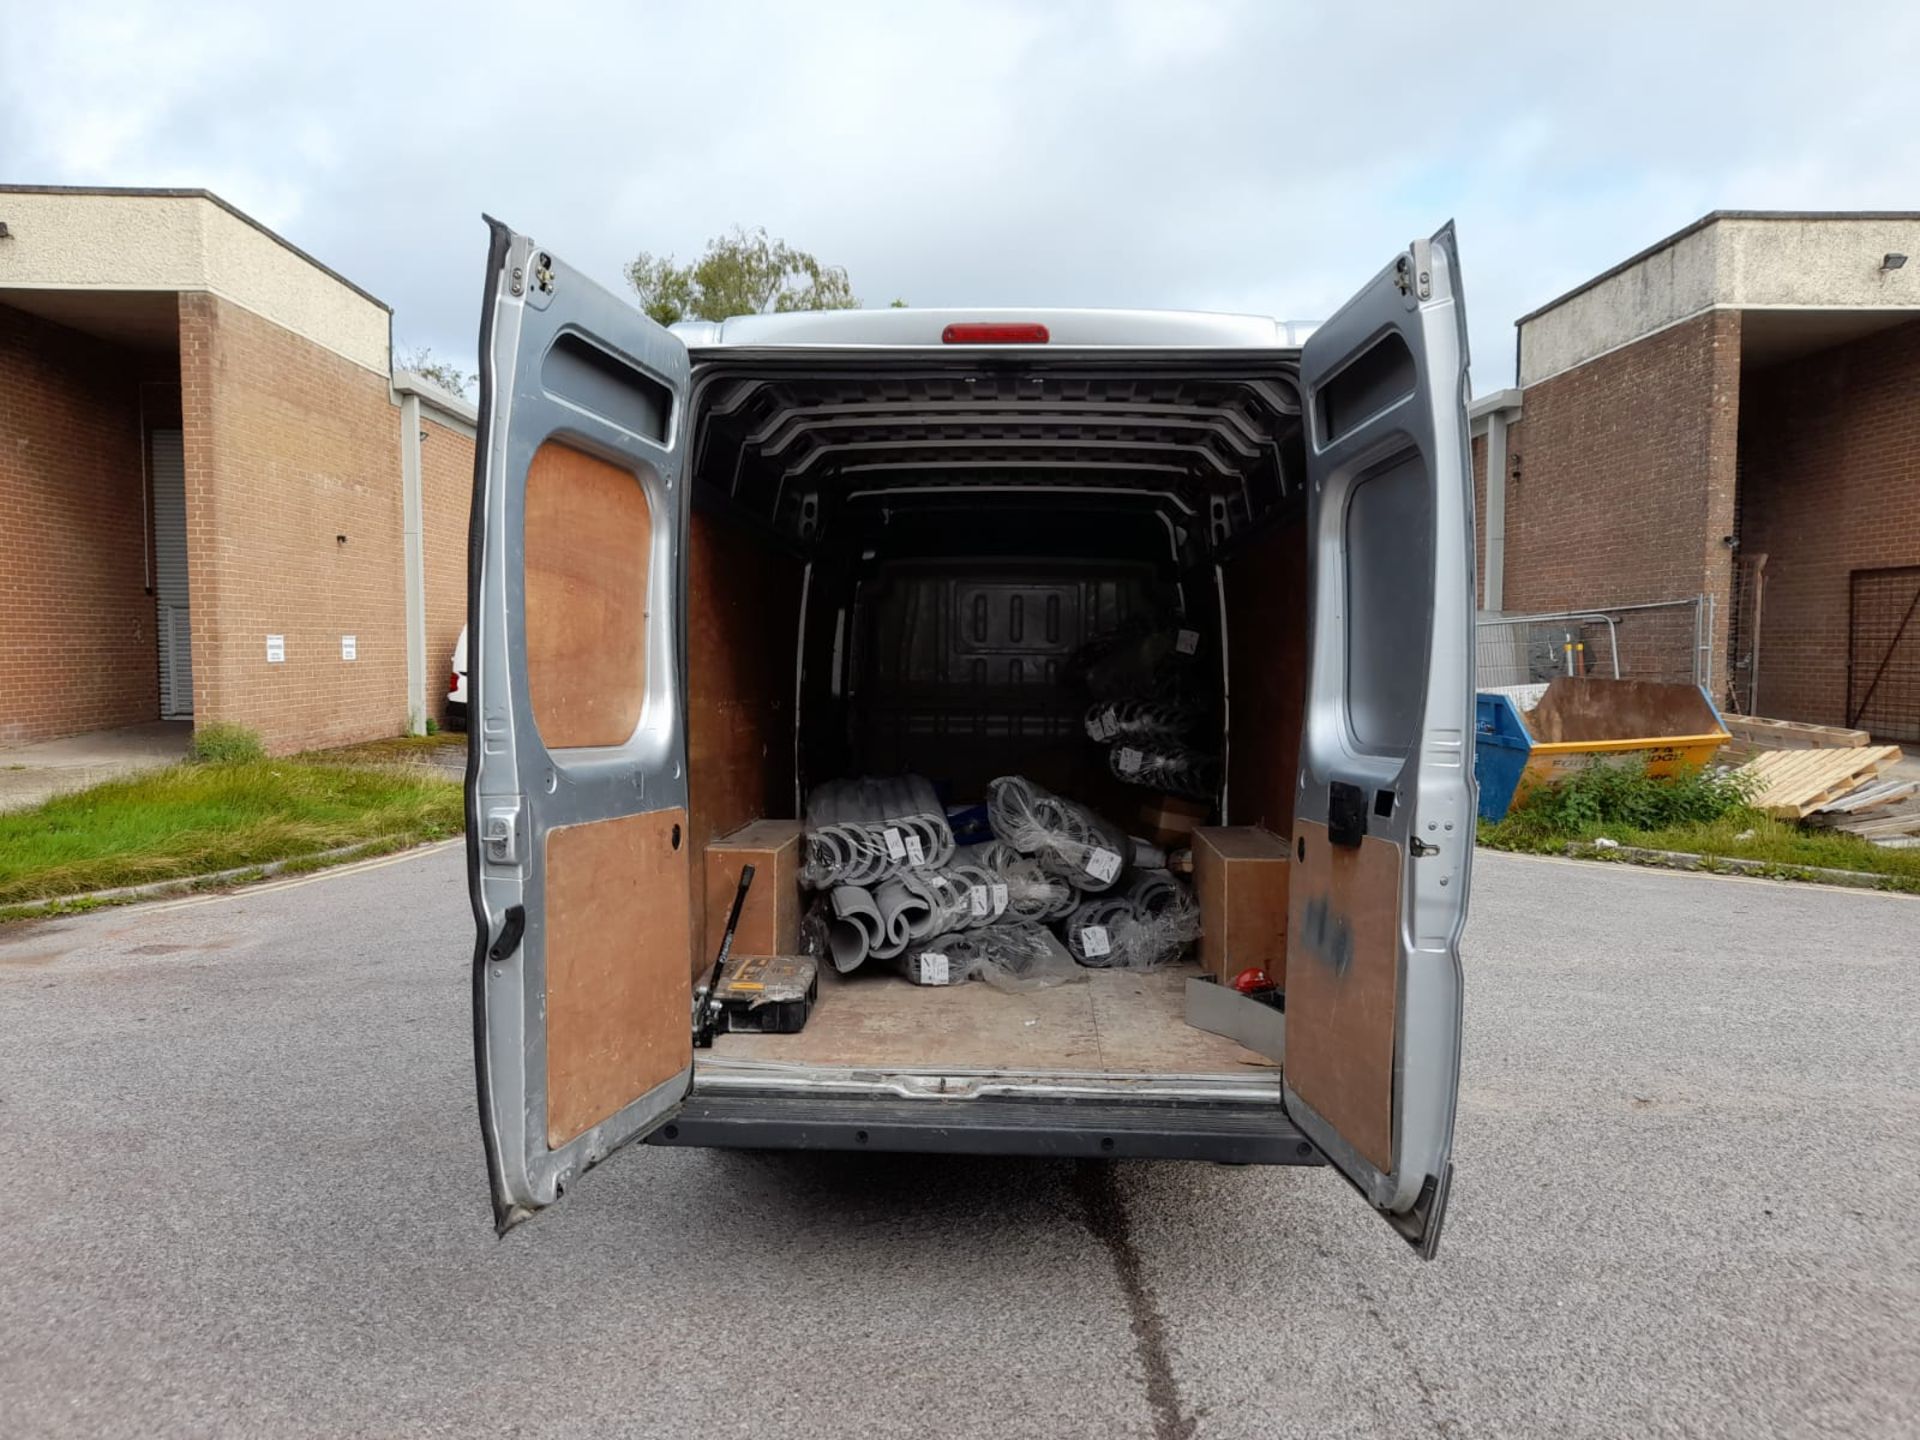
[2,0,1915,386]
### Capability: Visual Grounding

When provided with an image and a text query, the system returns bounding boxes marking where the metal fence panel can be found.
[1476,596,1713,691]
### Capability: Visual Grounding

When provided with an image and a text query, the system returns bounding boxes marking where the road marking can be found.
[141,840,463,915]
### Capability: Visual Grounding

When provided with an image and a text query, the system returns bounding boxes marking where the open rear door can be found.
[1288,225,1474,1258]
[468,220,695,1232]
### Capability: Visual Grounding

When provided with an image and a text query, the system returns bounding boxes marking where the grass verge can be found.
[0,759,462,908]
[1480,809,1920,894]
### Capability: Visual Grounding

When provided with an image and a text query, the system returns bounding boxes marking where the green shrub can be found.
[1490,759,1755,845]
[424,716,439,736]
[189,723,266,765]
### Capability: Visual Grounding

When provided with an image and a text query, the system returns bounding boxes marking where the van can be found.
[465,220,1474,1257]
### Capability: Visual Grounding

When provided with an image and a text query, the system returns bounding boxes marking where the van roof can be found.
[670,306,1318,350]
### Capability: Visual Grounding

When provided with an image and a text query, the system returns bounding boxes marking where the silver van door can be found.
[468,220,695,1232]
[1288,224,1474,1258]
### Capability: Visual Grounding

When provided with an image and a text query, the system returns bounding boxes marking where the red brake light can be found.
[941,322,1050,345]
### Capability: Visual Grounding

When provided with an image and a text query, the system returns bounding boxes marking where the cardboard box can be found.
[1192,825,1290,988]
[1137,794,1211,848]
[704,819,802,961]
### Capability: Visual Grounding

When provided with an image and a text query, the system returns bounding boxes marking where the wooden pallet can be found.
[1720,713,1872,750]
[1736,745,1905,818]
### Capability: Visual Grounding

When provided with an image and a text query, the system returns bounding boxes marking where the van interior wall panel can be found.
[543,807,692,1148]
[1223,517,1309,835]
[1284,820,1400,1173]
[686,509,804,970]
[849,559,1174,803]
[523,440,653,750]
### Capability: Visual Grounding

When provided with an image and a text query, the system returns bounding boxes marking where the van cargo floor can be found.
[707,963,1274,1074]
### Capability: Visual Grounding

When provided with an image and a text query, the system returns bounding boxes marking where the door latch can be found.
[483,800,523,865]
[1410,836,1440,857]
[1328,781,1367,849]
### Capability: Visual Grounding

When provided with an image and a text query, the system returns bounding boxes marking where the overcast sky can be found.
[4,0,1916,388]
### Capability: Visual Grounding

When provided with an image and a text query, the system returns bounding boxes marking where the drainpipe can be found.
[399,391,427,736]
[1468,388,1523,612]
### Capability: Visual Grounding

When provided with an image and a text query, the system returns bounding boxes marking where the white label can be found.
[1115,746,1143,776]
[1175,628,1199,655]
[265,635,285,664]
[918,952,951,985]
[884,826,906,861]
[1089,711,1114,740]
[340,634,357,661]
[905,832,926,866]
[1079,925,1112,958]
[1086,847,1121,883]
[990,882,1009,915]
[970,886,991,918]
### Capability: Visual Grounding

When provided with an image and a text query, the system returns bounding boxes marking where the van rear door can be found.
[1288,224,1474,1258]
[468,221,696,1232]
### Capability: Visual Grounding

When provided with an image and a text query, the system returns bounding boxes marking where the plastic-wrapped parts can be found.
[1084,697,1196,744]
[1067,619,1203,700]
[899,922,1083,992]
[986,775,1130,893]
[823,886,885,974]
[953,841,1076,922]
[1107,741,1218,801]
[1064,874,1202,969]
[801,775,956,888]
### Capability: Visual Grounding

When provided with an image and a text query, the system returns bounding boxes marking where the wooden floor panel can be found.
[709,963,1273,1074]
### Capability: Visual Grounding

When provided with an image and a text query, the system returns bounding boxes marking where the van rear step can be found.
[648,1094,1324,1165]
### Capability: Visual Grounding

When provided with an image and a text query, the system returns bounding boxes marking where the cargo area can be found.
[682,358,1311,1086]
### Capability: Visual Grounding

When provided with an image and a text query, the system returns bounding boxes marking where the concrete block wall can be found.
[0,304,166,742]
[179,292,410,753]
[1736,319,1920,727]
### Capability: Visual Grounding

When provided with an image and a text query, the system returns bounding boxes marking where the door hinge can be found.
[1396,241,1434,302]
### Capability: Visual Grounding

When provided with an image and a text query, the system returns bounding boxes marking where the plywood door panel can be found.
[545,807,692,1148]
[1285,819,1400,1173]
[525,441,653,750]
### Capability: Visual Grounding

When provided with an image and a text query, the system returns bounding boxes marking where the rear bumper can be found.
[445,699,468,732]
[647,1092,1323,1165]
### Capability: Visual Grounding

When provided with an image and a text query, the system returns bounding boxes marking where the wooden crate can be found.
[1192,826,1290,988]
[703,819,802,961]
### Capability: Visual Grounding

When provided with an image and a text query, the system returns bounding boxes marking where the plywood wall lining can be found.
[1223,518,1309,836]
[685,509,805,972]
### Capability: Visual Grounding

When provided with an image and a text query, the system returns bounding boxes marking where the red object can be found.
[941,322,1050,345]
[1230,967,1271,995]
[450,672,461,691]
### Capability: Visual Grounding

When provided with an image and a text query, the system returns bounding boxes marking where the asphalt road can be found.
[1,846,1915,1438]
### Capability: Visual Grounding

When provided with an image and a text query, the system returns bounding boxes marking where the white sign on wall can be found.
[266,635,286,664]
[341,635,357,661]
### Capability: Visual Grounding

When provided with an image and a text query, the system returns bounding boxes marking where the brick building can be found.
[1471,212,1920,741]
[0,186,475,752]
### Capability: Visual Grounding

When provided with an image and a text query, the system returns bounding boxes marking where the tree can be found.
[395,345,475,398]
[625,226,867,324]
